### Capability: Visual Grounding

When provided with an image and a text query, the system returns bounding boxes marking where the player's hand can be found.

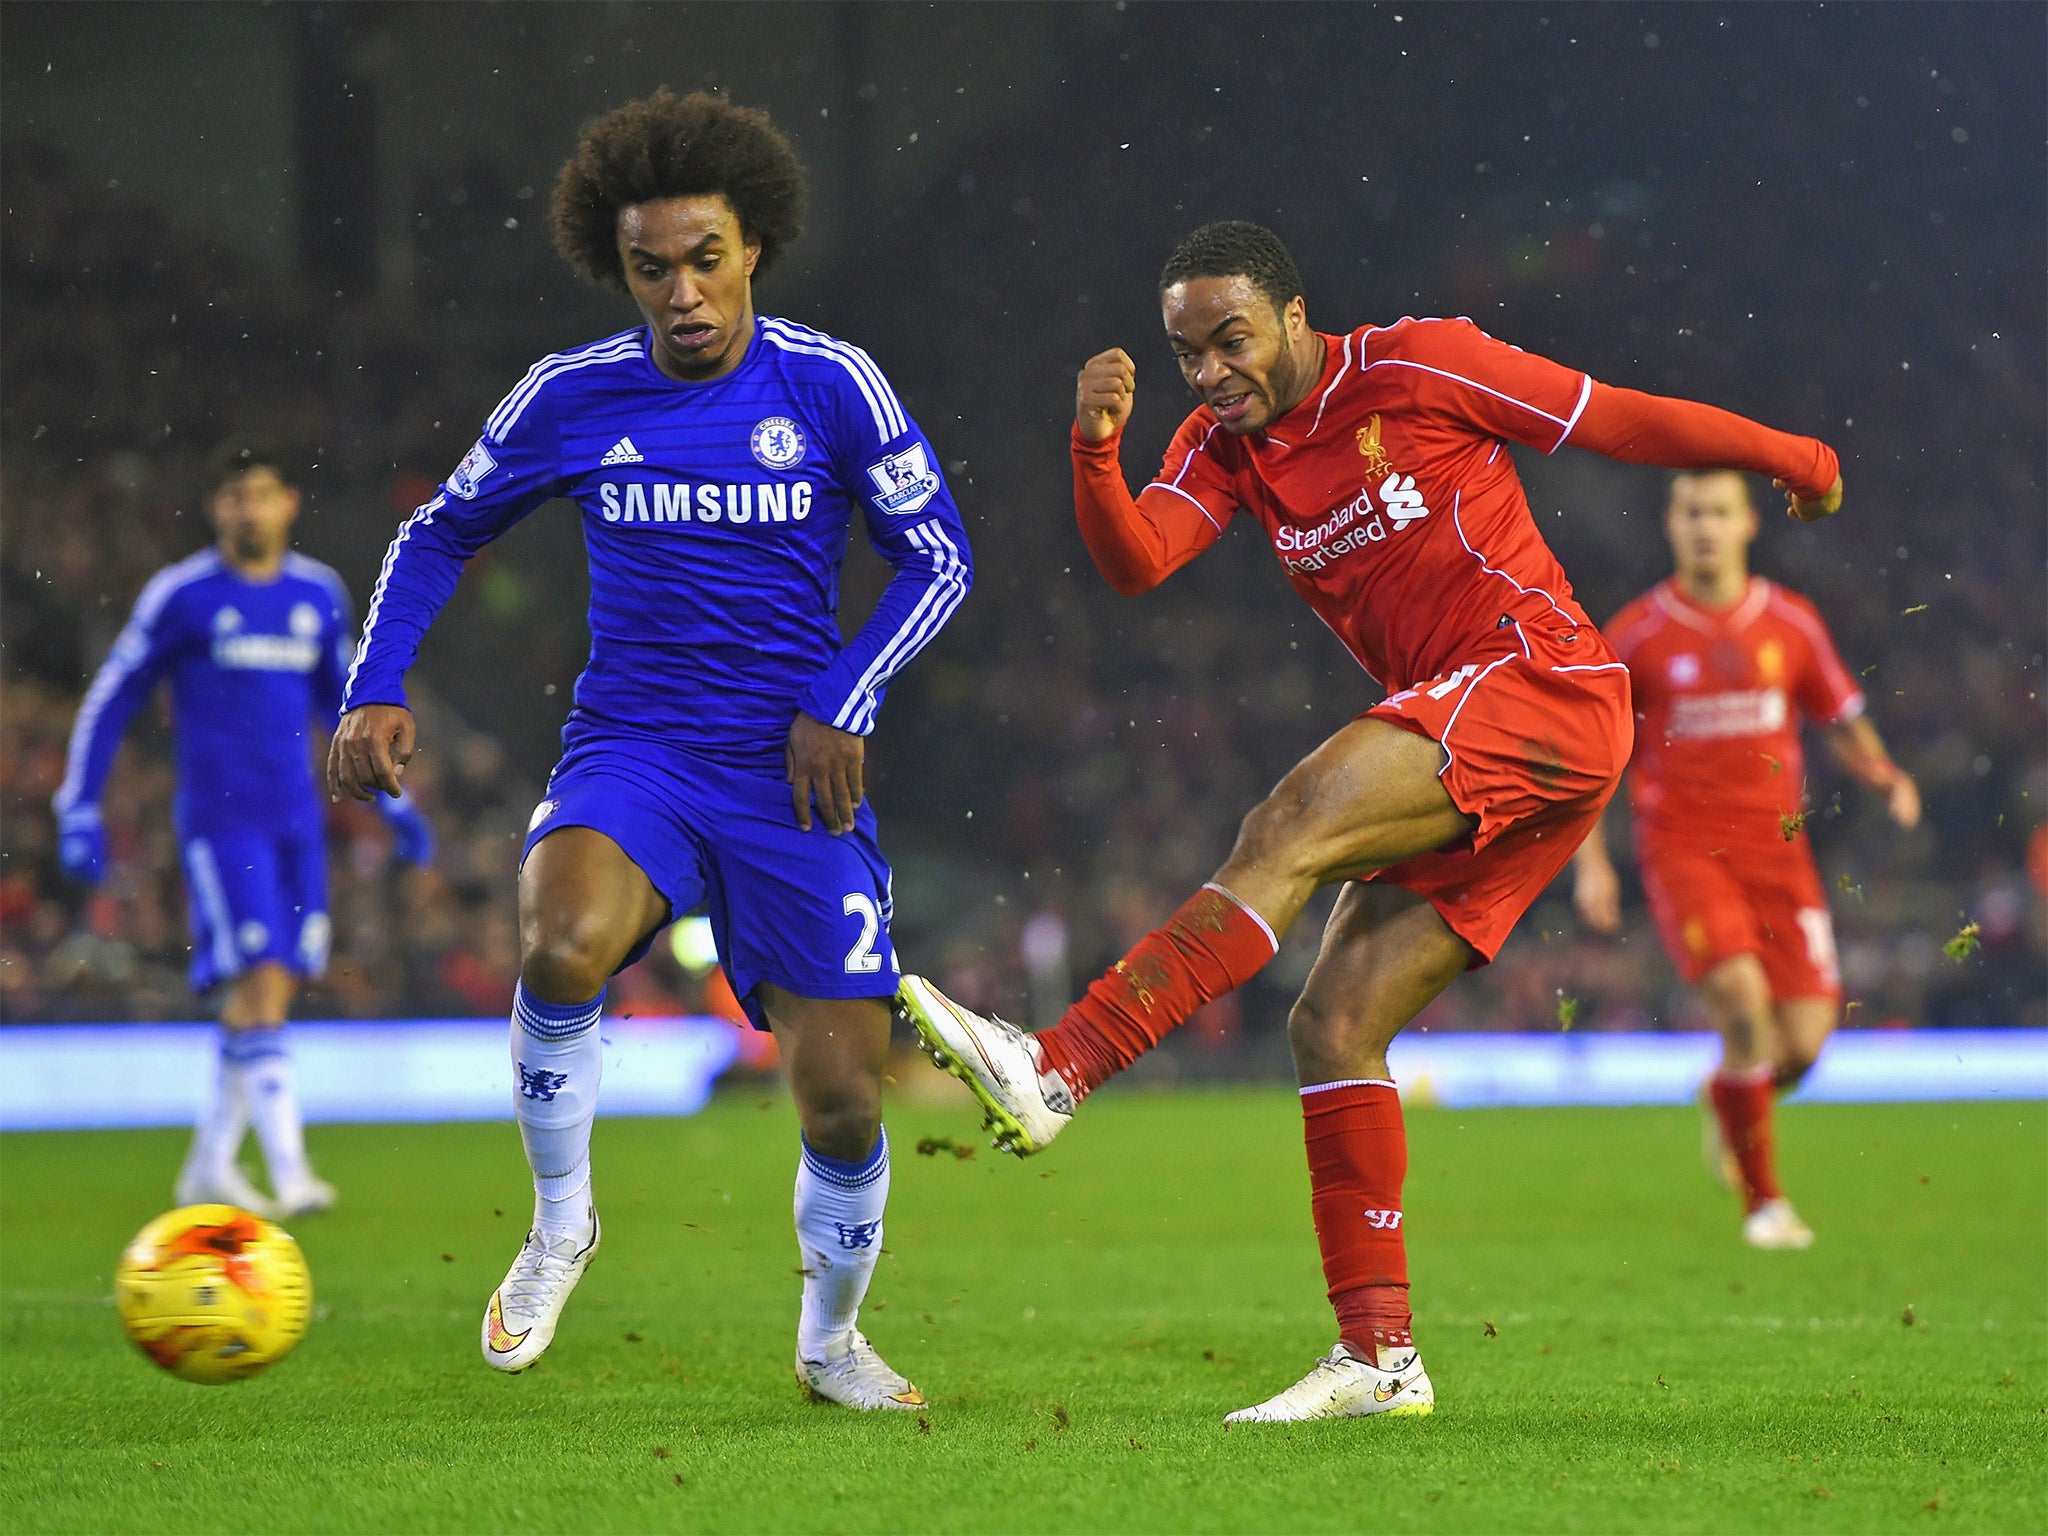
[1076,348,1137,442]
[56,810,106,885]
[1776,473,1842,523]
[786,710,864,835]
[328,704,415,802]
[1573,857,1622,934]
[1884,769,1922,830]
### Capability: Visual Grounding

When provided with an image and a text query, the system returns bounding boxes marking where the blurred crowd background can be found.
[4,3,2042,1052]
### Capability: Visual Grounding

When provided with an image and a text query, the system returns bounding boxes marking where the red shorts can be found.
[1366,623,1633,962]
[1637,831,1840,998]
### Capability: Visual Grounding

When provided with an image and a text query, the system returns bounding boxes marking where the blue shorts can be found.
[179,827,331,993]
[522,736,898,1029]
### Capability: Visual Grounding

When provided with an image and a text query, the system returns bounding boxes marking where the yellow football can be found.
[114,1204,312,1384]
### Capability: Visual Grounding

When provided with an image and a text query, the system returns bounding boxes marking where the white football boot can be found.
[796,1329,926,1410]
[1743,1197,1814,1250]
[274,1173,338,1219]
[1224,1344,1435,1424]
[481,1213,601,1371]
[174,1165,277,1219]
[896,975,1072,1156]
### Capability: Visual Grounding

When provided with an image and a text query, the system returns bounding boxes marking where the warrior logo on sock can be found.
[1362,1207,1403,1229]
[834,1219,881,1250]
[517,1062,570,1102]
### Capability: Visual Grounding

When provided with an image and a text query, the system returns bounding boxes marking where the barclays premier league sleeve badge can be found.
[750,416,808,470]
[866,442,941,515]
[447,439,498,500]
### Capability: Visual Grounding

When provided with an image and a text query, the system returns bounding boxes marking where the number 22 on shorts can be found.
[843,892,884,974]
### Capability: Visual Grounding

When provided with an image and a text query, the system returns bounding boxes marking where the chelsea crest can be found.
[750,416,807,470]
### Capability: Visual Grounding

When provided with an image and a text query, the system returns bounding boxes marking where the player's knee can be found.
[1233,792,1314,875]
[1285,995,1325,1063]
[519,924,615,1006]
[796,1088,882,1165]
[1287,994,1360,1068]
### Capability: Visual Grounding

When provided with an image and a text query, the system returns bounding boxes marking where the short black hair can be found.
[206,437,296,492]
[1159,220,1305,316]
[550,89,807,290]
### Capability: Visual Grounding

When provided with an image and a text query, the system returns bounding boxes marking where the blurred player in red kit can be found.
[1573,470,1919,1249]
[900,220,1845,1423]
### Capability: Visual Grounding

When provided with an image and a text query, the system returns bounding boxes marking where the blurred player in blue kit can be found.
[330,92,972,1407]
[54,441,434,1218]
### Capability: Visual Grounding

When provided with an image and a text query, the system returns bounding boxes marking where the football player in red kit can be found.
[1573,469,1919,1250]
[900,221,1844,1422]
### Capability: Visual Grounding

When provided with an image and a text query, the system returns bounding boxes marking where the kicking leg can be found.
[902,719,1471,1151]
[766,987,924,1410]
[1227,884,1469,1424]
[484,826,667,1372]
[1044,718,1470,1093]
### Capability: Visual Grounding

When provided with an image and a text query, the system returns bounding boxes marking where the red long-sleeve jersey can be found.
[1072,317,1838,697]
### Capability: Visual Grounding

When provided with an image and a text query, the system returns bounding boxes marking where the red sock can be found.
[1034,883,1277,1099]
[1303,1081,1414,1366]
[1709,1066,1781,1212]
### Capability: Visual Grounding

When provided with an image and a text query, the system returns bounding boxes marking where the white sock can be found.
[180,1037,247,1186]
[227,1026,312,1190]
[512,983,604,1237]
[794,1127,890,1359]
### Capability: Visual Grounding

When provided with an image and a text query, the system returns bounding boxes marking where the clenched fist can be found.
[1776,473,1843,523]
[1076,348,1137,442]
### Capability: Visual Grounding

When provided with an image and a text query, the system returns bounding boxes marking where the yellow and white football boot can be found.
[1224,1344,1435,1424]
[481,1212,600,1372]
[896,975,1073,1156]
[796,1329,927,1410]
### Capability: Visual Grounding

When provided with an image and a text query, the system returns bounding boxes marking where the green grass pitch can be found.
[3,1091,2043,1533]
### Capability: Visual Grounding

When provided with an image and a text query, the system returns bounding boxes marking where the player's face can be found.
[208,467,299,565]
[1162,276,1315,434]
[619,195,762,383]
[1666,473,1758,579]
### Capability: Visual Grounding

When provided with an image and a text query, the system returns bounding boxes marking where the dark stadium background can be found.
[3,2,2041,1051]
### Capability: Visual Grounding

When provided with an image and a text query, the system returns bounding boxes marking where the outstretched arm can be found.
[1071,348,1233,595]
[1568,382,1842,521]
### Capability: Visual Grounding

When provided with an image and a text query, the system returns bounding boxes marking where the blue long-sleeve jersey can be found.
[344,318,974,771]
[55,549,354,838]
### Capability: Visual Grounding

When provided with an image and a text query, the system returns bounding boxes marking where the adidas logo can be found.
[599,436,644,466]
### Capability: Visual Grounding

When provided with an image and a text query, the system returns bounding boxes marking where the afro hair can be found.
[551,89,807,290]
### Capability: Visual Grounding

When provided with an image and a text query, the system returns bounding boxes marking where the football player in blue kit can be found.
[330,91,973,1408]
[55,441,434,1218]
